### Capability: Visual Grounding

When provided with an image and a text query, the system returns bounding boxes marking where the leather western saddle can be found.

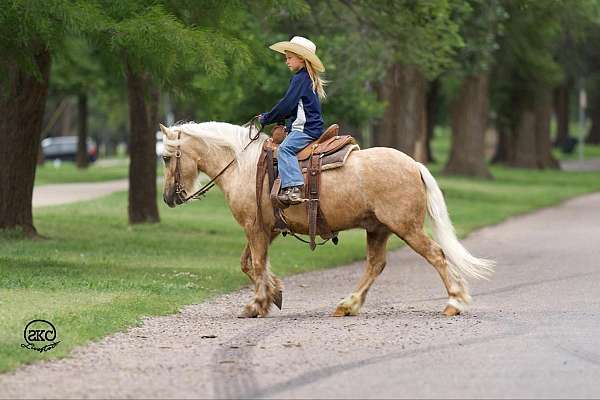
[256,124,359,250]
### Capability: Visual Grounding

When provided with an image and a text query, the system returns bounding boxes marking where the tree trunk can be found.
[510,107,538,168]
[443,73,492,179]
[373,63,427,161]
[371,69,396,148]
[0,50,51,236]
[425,79,439,163]
[535,90,560,169]
[76,93,89,168]
[339,120,361,146]
[553,80,571,148]
[59,97,75,136]
[125,62,160,224]
[491,122,510,164]
[586,105,600,144]
[398,64,427,162]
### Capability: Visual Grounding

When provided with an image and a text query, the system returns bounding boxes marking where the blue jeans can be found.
[278,130,318,189]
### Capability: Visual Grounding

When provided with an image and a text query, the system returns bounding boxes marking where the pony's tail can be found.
[416,162,495,281]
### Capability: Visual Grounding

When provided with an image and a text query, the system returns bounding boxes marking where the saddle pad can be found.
[300,144,359,173]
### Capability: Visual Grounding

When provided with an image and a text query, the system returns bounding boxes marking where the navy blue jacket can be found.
[259,68,324,138]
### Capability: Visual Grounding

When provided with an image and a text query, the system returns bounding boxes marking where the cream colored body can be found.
[160,123,494,318]
[276,148,426,235]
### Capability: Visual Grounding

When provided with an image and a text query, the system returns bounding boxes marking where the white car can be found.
[156,131,164,159]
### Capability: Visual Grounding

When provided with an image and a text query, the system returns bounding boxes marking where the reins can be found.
[170,118,338,248]
[173,116,263,203]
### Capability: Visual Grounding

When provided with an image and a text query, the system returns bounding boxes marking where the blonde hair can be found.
[304,59,327,101]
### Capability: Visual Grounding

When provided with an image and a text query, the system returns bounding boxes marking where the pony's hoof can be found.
[273,289,283,310]
[442,305,461,316]
[333,305,356,317]
[238,305,259,318]
[333,295,361,316]
[333,307,348,317]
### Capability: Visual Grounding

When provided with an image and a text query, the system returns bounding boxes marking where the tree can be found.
[338,0,465,160]
[587,76,600,144]
[588,95,600,144]
[580,22,600,144]
[49,37,104,168]
[553,76,573,149]
[425,79,440,163]
[89,1,251,224]
[443,0,506,179]
[0,1,99,236]
[490,0,563,169]
[552,3,600,150]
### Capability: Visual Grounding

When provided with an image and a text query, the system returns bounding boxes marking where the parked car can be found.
[41,136,97,162]
[156,131,164,159]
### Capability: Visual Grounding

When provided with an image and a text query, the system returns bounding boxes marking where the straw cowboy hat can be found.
[269,36,325,72]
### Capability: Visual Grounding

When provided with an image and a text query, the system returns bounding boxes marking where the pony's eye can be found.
[162,156,171,164]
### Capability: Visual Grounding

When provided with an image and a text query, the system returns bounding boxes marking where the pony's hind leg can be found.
[334,228,390,316]
[402,229,470,316]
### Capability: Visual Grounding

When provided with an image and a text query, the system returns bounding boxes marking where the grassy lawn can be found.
[1,130,600,373]
[35,159,164,186]
[35,159,130,186]
[552,142,600,160]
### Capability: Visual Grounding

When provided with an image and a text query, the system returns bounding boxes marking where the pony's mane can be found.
[163,121,268,166]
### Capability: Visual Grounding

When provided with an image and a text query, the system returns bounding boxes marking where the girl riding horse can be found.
[259,36,327,205]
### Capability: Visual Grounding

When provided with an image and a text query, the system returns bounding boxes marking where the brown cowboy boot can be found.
[277,185,305,205]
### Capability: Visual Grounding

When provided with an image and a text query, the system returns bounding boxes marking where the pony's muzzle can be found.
[163,185,181,208]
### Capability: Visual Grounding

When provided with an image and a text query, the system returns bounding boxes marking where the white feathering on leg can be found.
[447,297,466,312]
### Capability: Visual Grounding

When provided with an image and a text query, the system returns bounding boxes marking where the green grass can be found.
[1,130,600,373]
[35,159,164,186]
[35,159,130,186]
[550,120,600,160]
[552,142,600,160]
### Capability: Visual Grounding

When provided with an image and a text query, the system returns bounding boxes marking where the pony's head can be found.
[159,124,200,208]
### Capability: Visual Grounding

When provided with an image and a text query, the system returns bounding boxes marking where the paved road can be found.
[2,192,600,398]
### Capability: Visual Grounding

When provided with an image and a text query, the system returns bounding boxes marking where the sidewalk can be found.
[560,158,600,171]
[32,179,128,208]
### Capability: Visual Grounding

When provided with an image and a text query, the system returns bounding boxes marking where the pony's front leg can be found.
[239,231,281,318]
[240,243,255,283]
[239,232,283,310]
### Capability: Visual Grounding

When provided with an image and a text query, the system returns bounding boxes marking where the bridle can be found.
[169,117,263,204]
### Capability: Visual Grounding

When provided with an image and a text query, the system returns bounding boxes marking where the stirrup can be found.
[276,195,307,206]
[277,187,307,205]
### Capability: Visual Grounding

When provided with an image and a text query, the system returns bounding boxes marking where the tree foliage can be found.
[339,0,466,79]
[4,0,600,233]
[0,0,103,77]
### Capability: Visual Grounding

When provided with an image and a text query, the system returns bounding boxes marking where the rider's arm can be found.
[259,74,306,125]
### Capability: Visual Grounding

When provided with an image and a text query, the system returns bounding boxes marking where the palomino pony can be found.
[159,121,494,318]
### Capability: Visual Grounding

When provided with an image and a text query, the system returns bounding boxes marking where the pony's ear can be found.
[159,123,177,141]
